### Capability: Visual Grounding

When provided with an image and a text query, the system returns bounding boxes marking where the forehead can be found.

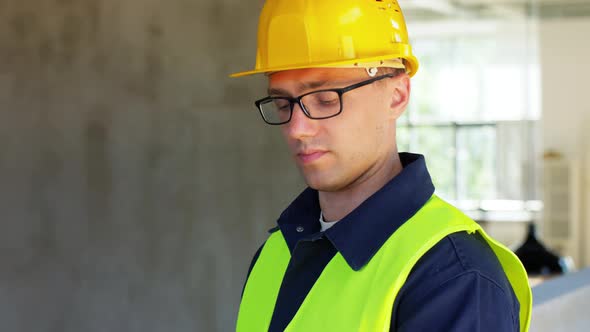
[268,68,368,95]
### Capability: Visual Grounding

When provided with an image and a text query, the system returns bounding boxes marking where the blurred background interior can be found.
[0,0,589,331]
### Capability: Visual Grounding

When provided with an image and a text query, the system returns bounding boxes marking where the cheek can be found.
[333,105,383,161]
[349,97,387,133]
[280,124,298,146]
[279,125,289,142]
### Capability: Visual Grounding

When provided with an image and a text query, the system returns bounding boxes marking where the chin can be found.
[302,172,346,192]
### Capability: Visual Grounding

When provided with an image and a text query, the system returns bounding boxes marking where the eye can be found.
[319,98,338,105]
[273,99,291,111]
[309,91,339,106]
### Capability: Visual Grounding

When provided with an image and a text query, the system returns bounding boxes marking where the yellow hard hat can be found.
[231,0,419,78]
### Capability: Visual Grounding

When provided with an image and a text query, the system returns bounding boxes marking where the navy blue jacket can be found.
[243,153,520,331]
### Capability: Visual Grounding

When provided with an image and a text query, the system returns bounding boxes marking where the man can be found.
[231,0,532,331]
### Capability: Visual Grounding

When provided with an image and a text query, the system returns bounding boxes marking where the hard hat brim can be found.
[230,54,419,78]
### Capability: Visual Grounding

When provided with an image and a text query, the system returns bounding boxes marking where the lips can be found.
[297,150,327,164]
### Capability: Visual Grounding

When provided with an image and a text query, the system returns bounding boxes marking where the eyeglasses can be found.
[255,74,395,125]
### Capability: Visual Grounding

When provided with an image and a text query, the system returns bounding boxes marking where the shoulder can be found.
[391,231,520,330]
[404,231,515,297]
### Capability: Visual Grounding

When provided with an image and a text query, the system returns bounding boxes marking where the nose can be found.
[283,103,319,140]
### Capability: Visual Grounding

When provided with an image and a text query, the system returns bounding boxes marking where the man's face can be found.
[268,68,409,192]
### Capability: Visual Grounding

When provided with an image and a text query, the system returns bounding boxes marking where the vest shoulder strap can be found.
[236,230,289,331]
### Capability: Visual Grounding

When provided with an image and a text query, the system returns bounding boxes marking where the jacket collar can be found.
[275,153,435,271]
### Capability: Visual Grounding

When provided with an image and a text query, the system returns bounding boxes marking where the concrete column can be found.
[0,0,300,331]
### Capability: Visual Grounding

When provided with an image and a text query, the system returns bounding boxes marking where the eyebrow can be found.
[268,80,329,96]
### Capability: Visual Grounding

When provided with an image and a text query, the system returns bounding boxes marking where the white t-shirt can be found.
[319,212,339,232]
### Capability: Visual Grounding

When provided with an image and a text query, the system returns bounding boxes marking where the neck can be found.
[319,152,403,222]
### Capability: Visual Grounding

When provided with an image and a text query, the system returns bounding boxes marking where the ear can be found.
[388,74,411,120]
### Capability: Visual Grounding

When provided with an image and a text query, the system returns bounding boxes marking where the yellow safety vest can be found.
[237,195,532,331]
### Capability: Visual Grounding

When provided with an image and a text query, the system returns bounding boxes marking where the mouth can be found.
[296,150,327,164]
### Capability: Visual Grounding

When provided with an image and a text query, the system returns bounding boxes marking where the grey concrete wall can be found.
[0,0,303,331]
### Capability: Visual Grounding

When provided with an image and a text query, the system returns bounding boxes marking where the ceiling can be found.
[400,0,590,20]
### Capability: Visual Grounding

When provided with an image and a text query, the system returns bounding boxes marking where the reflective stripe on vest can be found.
[237,195,532,331]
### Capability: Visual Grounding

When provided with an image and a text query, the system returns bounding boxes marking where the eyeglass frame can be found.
[254,73,396,125]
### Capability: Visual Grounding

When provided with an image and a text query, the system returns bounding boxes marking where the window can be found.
[400,20,541,206]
